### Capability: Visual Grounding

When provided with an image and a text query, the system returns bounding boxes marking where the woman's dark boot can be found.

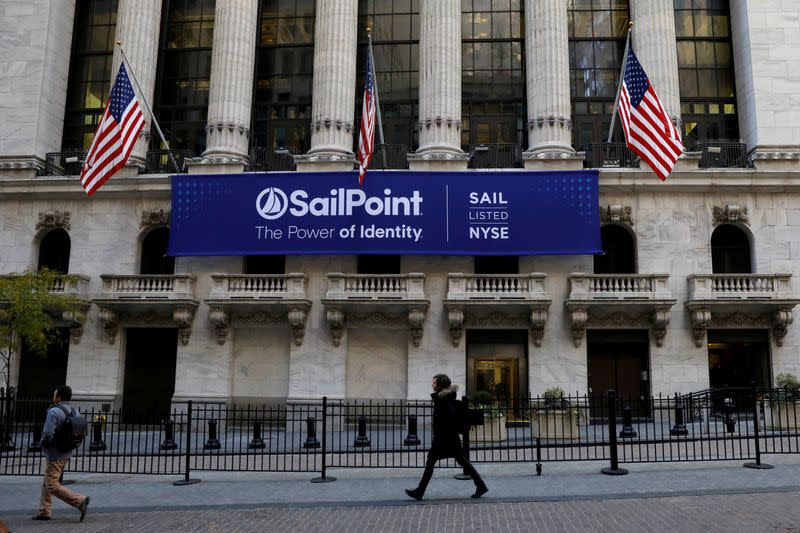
[471,483,489,498]
[405,488,424,501]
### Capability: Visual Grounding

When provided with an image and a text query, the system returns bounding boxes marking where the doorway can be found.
[587,330,650,417]
[707,330,770,390]
[466,330,528,421]
[17,328,70,399]
[122,328,178,423]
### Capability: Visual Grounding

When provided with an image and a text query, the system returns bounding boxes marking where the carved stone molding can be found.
[36,210,71,231]
[346,312,406,328]
[408,309,425,347]
[311,117,354,133]
[235,312,285,325]
[173,308,195,345]
[448,310,464,347]
[467,312,530,328]
[651,308,672,347]
[418,116,462,131]
[527,116,572,131]
[61,310,86,345]
[712,204,749,226]
[288,308,307,347]
[140,208,170,228]
[600,205,633,226]
[570,308,589,347]
[772,308,794,347]
[208,308,229,345]
[98,308,118,345]
[690,308,712,347]
[590,312,648,328]
[326,309,345,347]
[713,312,769,328]
[529,309,547,347]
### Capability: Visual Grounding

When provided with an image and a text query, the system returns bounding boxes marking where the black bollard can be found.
[203,419,221,450]
[249,421,266,449]
[303,417,320,448]
[619,404,637,438]
[160,419,178,450]
[89,419,106,452]
[724,398,736,433]
[601,389,628,475]
[27,424,42,453]
[669,393,688,436]
[403,414,421,446]
[353,415,371,447]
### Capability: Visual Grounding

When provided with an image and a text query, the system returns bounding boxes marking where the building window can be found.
[711,225,751,274]
[38,229,71,275]
[355,0,420,150]
[461,0,525,149]
[140,227,175,275]
[357,255,401,274]
[568,0,629,147]
[62,0,119,151]
[153,0,215,156]
[674,0,738,146]
[474,256,519,274]
[252,0,315,152]
[594,224,636,274]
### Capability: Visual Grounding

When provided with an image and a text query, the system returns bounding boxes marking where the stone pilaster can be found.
[631,0,681,129]
[200,0,257,172]
[296,0,357,172]
[523,0,580,170]
[113,0,162,169]
[408,0,467,171]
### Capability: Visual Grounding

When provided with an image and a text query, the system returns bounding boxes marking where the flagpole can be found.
[366,29,384,145]
[116,41,180,174]
[607,21,634,143]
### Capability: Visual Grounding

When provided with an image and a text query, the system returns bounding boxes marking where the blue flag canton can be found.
[623,48,650,107]
[364,53,373,94]
[109,63,137,122]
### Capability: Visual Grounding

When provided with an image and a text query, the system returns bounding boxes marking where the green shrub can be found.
[774,372,800,401]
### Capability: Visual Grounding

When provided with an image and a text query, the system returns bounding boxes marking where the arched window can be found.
[711,224,751,274]
[569,0,630,147]
[38,229,71,274]
[140,227,175,275]
[594,224,635,274]
[244,255,286,274]
[474,256,519,274]
[674,0,738,145]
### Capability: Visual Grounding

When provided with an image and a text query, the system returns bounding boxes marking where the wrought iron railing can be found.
[581,142,640,169]
[468,143,523,169]
[371,144,409,169]
[694,140,752,169]
[249,147,298,172]
[145,149,192,174]
[42,151,87,176]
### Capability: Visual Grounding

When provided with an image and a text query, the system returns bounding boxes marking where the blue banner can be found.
[168,170,601,256]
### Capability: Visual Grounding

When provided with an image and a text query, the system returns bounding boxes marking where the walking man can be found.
[32,385,90,521]
[406,374,488,500]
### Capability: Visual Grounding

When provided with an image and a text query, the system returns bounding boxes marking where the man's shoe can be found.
[79,496,90,522]
[471,485,489,498]
[405,488,423,501]
[31,514,51,520]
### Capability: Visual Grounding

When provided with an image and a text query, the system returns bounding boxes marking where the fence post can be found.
[0,387,16,451]
[303,417,320,448]
[173,400,200,486]
[535,437,542,476]
[311,396,336,482]
[403,413,421,445]
[455,395,471,480]
[601,389,628,475]
[669,392,688,436]
[744,381,773,469]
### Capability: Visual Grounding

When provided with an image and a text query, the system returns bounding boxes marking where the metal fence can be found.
[145,149,193,174]
[2,387,798,480]
[248,147,298,172]
[42,151,87,176]
[694,140,752,169]
[469,143,523,169]
[582,142,640,169]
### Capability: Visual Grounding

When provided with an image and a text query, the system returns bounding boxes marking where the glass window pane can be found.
[593,41,616,68]
[675,13,693,37]
[492,12,510,39]
[592,11,611,37]
[693,13,712,37]
[679,69,699,97]
[393,14,411,39]
[712,15,729,37]
[474,12,490,38]
[695,41,715,67]
[718,70,734,97]
[677,41,696,66]
[572,12,592,37]
[715,42,731,66]
[697,69,717,96]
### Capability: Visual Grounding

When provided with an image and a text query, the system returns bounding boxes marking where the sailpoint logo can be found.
[256,187,423,220]
[256,187,289,220]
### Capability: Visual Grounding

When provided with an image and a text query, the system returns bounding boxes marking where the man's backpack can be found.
[53,405,87,452]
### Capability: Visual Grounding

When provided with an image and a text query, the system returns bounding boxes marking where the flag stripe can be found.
[357,52,376,185]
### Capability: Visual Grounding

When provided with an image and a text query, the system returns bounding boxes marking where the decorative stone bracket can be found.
[326,308,345,346]
[569,308,589,347]
[690,307,794,347]
[324,307,427,347]
[600,205,633,226]
[208,307,309,346]
[140,208,170,228]
[712,204,749,226]
[446,308,548,348]
[690,308,712,348]
[569,307,672,347]
[37,210,71,231]
[98,307,196,345]
[61,310,86,345]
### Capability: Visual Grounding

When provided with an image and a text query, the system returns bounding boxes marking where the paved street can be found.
[3,459,800,532]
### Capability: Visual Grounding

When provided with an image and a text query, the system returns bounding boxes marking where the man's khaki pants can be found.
[39,459,85,516]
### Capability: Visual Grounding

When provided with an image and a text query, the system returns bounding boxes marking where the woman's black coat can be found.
[429,387,464,459]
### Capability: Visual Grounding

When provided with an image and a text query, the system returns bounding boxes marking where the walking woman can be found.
[405,374,488,500]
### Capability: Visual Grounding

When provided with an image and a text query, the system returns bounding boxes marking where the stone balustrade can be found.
[447,273,547,300]
[688,274,793,300]
[568,274,672,301]
[208,273,307,299]
[325,273,426,300]
[99,274,196,299]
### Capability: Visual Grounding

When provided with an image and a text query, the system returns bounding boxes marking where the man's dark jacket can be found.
[429,385,464,458]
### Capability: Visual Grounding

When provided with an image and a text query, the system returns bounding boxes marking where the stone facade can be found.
[1,2,799,405]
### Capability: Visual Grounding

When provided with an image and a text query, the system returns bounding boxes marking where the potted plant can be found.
[467,390,507,443]
[530,387,581,440]
[764,372,800,430]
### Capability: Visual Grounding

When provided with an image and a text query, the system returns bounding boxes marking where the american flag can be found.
[80,62,146,196]
[357,52,376,186]
[618,47,684,180]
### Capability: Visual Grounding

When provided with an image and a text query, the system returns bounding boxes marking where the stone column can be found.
[522,0,581,170]
[112,0,162,170]
[199,0,258,173]
[631,0,681,129]
[407,0,467,171]
[296,0,357,172]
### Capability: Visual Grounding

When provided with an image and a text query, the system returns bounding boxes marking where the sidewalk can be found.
[2,455,800,516]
